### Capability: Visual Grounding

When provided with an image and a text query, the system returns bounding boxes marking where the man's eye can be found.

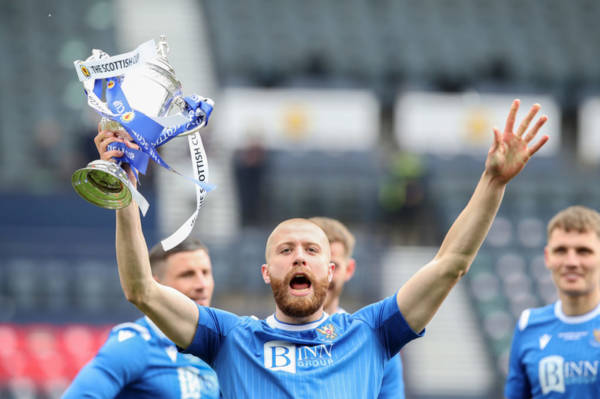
[280,248,291,254]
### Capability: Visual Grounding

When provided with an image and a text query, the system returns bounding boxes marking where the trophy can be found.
[71,36,214,250]
[71,36,212,214]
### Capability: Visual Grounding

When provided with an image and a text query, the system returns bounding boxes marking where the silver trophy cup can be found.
[72,36,190,210]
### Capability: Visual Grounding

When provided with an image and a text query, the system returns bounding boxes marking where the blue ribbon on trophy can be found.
[72,37,215,250]
[103,76,215,193]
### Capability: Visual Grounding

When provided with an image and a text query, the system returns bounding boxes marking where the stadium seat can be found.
[487,217,513,247]
[5,258,39,311]
[516,217,545,248]
[59,325,102,378]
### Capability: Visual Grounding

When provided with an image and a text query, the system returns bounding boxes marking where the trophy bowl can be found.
[72,159,133,209]
[71,37,184,211]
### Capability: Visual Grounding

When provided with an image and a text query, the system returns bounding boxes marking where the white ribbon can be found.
[160,132,210,251]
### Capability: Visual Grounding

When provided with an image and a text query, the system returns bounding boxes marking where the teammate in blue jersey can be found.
[62,238,220,399]
[95,99,548,398]
[309,216,406,398]
[505,206,600,398]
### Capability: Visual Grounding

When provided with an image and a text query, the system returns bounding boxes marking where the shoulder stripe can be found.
[112,322,151,341]
[518,309,531,331]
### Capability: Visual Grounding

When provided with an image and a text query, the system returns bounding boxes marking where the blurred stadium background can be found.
[1,0,600,397]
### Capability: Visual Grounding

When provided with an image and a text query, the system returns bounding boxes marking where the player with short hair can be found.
[505,206,600,398]
[309,216,406,398]
[62,238,219,399]
[97,99,548,398]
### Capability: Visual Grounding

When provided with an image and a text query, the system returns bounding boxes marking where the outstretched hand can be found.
[485,99,549,184]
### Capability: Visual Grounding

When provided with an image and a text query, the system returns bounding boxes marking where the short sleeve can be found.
[180,305,242,364]
[354,294,424,357]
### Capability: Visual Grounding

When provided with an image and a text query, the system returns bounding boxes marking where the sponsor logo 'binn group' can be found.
[264,340,334,374]
[539,355,599,394]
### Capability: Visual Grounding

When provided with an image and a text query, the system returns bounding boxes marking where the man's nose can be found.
[565,249,580,266]
[192,273,207,288]
[293,250,307,267]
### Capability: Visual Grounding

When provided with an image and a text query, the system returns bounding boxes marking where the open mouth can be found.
[290,273,312,291]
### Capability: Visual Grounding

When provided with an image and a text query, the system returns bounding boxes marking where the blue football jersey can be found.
[378,354,404,399]
[336,307,405,399]
[505,301,600,398]
[181,294,422,398]
[63,317,219,399]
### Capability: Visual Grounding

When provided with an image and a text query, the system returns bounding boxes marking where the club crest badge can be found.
[316,324,337,340]
[588,329,600,347]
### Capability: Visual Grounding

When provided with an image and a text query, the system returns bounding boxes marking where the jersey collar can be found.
[554,300,600,324]
[266,312,330,331]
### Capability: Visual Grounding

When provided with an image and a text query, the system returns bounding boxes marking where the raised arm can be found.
[95,128,199,348]
[396,99,548,333]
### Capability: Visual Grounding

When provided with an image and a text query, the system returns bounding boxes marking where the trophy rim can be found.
[71,160,132,210]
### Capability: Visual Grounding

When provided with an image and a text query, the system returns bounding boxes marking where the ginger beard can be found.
[269,268,330,318]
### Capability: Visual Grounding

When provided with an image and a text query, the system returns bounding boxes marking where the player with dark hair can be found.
[97,99,547,397]
[505,206,600,398]
[310,216,406,398]
[62,238,219,399]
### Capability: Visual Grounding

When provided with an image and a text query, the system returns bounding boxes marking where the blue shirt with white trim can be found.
[505,301,600,398]
[181,294,422,398]
[63,317,219,399]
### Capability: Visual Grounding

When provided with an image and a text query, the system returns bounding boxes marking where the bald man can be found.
[97,99,549,397]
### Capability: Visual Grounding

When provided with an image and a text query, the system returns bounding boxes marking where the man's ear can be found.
[328,262,335,282]
[261,264,271,284]
[344,258,356,282]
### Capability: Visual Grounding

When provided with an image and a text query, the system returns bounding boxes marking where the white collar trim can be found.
[266,312,329,331]
[554,300,600,324]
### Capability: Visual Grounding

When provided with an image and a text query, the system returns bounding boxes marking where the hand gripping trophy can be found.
[72,36,214,250]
